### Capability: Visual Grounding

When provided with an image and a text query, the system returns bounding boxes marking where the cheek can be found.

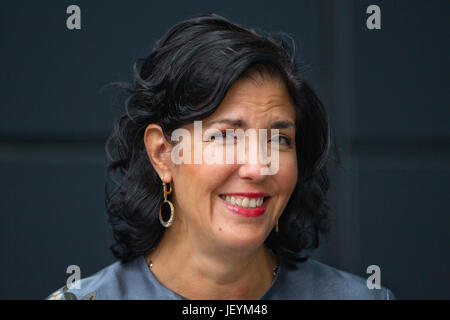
[276,153,298,194]
[173,163,234,206]
[173,163,236,232]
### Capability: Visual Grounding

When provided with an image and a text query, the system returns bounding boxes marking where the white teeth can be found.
[222,196,265,209]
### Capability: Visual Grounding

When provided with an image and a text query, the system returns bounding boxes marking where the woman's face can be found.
[170,75,298,252]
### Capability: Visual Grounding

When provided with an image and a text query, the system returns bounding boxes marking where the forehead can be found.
[209,75,296,121]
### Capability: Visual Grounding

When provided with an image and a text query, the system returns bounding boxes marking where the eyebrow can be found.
[204,119,295,129]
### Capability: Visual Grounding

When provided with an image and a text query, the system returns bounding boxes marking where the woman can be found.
[47,13,394,300]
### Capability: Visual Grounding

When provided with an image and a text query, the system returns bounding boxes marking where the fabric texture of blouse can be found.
[46,252,395,300]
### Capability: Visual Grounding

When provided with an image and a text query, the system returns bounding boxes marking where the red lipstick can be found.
[219,193,270,217]
[222,192,269,198]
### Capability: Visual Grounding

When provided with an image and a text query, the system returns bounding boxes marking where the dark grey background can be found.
[1,0,449,299]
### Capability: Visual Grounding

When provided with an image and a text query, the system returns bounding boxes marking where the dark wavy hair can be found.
[105,13,331,264]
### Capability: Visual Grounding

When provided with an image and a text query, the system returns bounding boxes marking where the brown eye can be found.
[208,130,236,143]
[269,135,292,147]
[279,136,292,146]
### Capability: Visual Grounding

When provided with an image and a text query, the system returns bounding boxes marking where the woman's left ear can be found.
[143,123,173,182]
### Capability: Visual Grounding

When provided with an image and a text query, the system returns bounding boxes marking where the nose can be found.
[237,135,270,183]
[238,163,269,183]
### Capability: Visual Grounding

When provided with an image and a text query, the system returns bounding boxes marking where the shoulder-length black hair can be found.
[105,13,331,264]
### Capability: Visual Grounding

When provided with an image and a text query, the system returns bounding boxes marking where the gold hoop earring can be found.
[275,220,279,232]
[159,181,174,228]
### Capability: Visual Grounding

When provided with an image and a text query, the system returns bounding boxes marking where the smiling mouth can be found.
[218,194,270,217]
[219,194,269,209]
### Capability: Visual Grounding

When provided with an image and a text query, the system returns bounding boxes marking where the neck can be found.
[145,221,278,300]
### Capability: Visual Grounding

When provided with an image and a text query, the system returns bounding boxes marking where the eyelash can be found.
[207,131,292,147]
[271,135,292,147]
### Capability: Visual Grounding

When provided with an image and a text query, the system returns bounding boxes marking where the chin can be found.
[214,227,267,252]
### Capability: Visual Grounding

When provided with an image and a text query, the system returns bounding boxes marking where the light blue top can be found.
[46,254,395,300]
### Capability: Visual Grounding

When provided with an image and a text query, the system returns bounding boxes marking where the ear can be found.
[144,124,173,183]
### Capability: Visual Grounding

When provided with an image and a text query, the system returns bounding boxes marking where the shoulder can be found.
[45,257,144,300]
[277,256,395,300]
